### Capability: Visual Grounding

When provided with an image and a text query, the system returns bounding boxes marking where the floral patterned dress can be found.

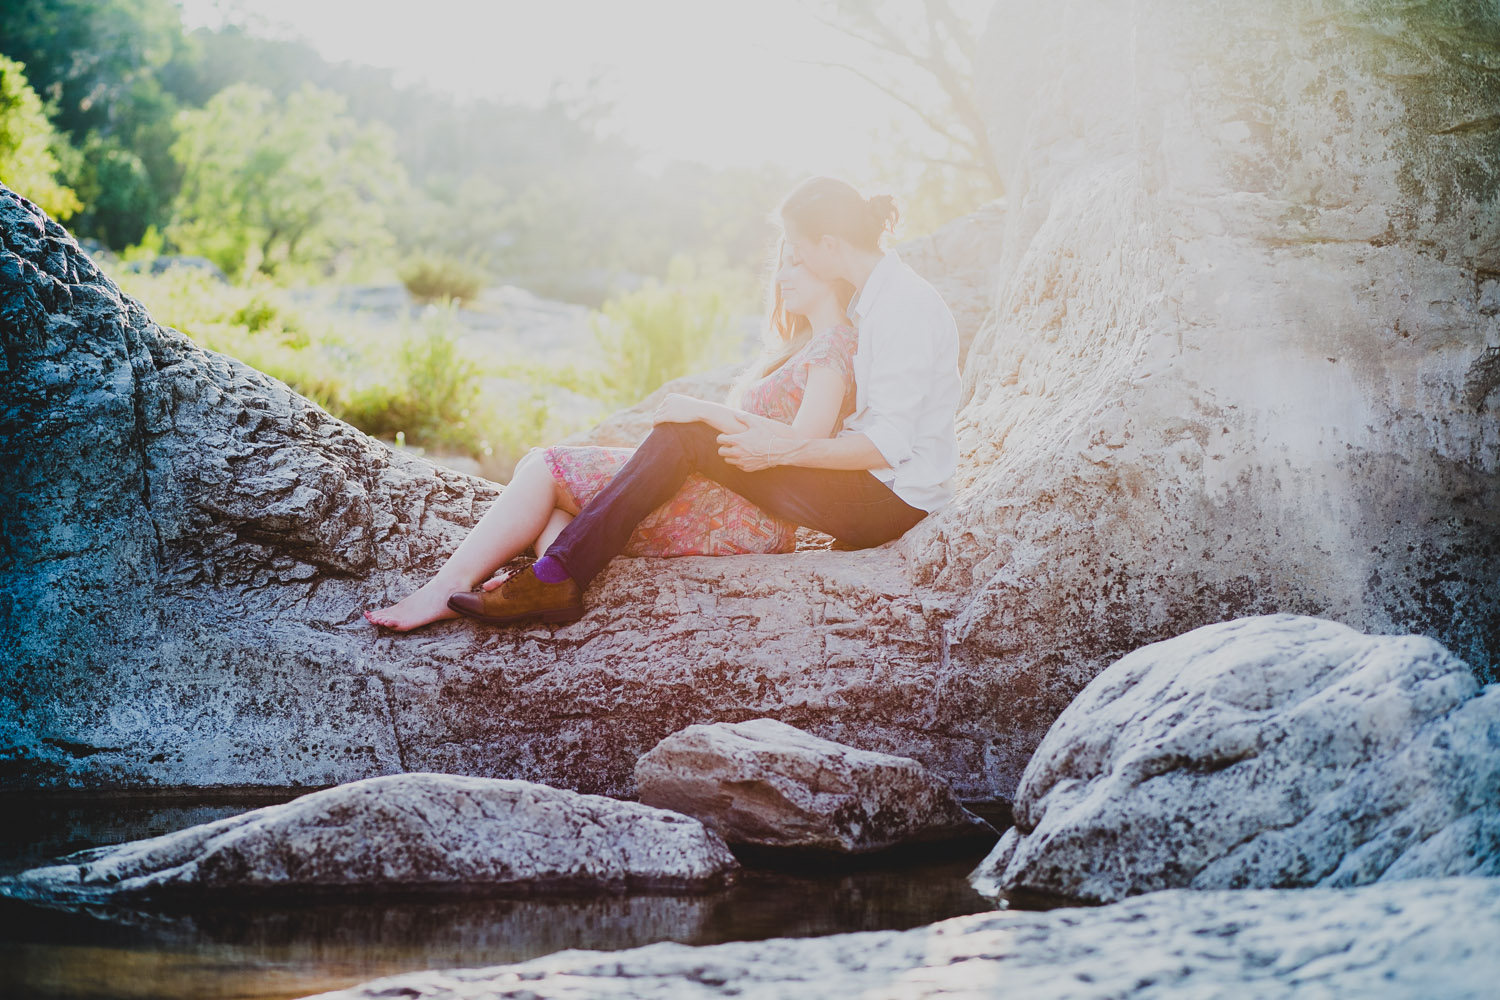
[542,324,859,557]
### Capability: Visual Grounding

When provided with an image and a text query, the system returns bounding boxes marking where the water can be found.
[0,793,999,1000]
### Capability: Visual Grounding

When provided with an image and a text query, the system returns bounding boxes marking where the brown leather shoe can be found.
[447,566,584,626]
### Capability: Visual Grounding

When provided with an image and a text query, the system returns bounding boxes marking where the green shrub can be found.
[113,266,597,484]
[590,256,734,406]
[399,252,485,305]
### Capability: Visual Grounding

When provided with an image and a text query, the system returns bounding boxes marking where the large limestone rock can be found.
[635,719,993,854]
[971,615,1500,904]
[0,184,978,799]
[895,0,1499,793]
[3,0,1496,806]
[303,877,1500,999]
[0,773,736,903]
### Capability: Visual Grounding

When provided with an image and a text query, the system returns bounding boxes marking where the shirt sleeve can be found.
[856,307,935,469]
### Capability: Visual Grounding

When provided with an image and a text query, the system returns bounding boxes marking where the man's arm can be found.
[717,427,889,472]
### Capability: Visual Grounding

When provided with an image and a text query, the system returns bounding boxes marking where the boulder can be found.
[0,773,737,903]
[972,615,1500,904]
[3,0,1497,807]
[301,876,1500,1000]
[634,719,993,855]
[894,0,1500,798]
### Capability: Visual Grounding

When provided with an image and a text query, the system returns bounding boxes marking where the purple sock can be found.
[532,554,571,584]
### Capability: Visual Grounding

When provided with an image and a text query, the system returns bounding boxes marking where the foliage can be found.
[590,257,739,407]
[1,1,806,293]
[113,265,567,481]
[167,83,404,280]
[340,309,484,451]
[398,252,486,305]
[0,0,193,242]
[0,56,82,219]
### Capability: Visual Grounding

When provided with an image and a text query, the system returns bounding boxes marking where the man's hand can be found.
[717,427,787,471]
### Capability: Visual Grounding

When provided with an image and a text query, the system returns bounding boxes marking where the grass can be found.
[110,260,747,483]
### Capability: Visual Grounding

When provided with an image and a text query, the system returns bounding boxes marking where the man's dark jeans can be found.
[546,421,928,588]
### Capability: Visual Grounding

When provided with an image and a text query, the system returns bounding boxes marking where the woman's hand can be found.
[652,393,706,426]
[655,394,749,434]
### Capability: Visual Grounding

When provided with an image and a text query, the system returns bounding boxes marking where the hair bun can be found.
[866,193,899,237]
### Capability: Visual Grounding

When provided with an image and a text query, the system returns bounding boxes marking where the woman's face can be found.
[775,243,837,319]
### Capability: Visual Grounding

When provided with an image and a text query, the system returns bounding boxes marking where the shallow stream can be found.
[1,792,999,1000]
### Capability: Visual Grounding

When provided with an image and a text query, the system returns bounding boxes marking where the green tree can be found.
[0,56,81,219]
[167,83,404,281]
[1,0,193,243]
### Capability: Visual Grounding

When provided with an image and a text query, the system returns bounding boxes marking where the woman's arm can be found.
[719,428,889,472]
[652,393,748,434]
[652,364,849,441]
[735,365,846,440]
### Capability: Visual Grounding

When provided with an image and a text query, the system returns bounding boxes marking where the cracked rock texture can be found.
[2,0,1496,805]
[635,719,993,854]
[0,773,736,902]
[304,877,1500,1000]
[972,615,1500,904]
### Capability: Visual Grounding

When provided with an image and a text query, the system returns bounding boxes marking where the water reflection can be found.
[0,794,995,1000]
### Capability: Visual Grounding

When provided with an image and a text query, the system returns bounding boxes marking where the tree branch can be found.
[808,58,981,156]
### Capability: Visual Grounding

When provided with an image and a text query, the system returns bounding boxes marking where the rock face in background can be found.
[2,0,1496,804]
[970,616,1500,904]
[0,774,737,902]
[895,0,1500,790]
[635,719,993,854]
[305,877,1500,1000]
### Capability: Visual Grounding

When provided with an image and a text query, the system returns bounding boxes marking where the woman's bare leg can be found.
[365,451,566,630]
[536,509,575,556]
[483,512,570,590]
[480,508,576,592]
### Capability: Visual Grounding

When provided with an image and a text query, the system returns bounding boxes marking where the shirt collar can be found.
[848,250,901,322]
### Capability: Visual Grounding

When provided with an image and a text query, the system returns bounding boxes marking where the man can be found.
[447,177,960,625]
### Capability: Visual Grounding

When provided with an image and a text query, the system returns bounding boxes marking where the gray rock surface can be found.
[893,0,1500,797]
[0,773,736,903]
[303,877,1500,999]
[635,719,992,854]
[973,615,1500,904]
[2,0,1496,805]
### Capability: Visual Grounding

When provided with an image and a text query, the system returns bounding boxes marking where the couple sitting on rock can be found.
[366,176,961,632]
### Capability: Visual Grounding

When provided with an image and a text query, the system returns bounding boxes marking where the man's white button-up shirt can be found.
[841,250,960,512]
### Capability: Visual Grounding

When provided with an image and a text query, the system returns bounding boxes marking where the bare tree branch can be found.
[808,0,1003,196]
[808,58,982,158]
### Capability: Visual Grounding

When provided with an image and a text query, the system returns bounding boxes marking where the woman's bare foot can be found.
[364,579,466,631]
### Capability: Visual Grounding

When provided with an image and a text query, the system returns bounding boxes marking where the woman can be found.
[365,241,860,631]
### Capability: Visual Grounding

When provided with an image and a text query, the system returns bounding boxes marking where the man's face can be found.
[783,225,839,282]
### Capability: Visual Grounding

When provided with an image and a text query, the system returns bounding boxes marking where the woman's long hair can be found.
[726,238,855,406]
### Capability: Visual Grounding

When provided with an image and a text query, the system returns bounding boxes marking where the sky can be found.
[175,0,983,176]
